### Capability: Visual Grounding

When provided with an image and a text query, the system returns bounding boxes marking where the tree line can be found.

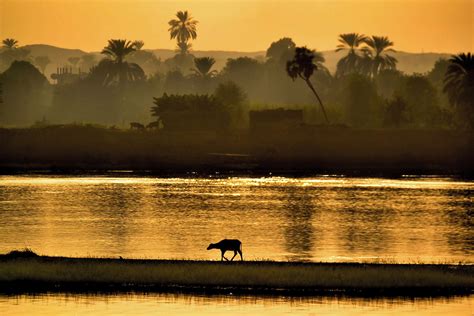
[0,10,472,129]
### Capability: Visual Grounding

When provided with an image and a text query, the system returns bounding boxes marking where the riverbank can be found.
[1,126,473,175]
[1,252,472,296]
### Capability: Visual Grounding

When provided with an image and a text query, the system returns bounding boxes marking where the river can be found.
[0,175,471,262]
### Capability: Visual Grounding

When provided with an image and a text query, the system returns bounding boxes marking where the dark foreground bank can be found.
[1,126,473,175]
[0,252,472,296]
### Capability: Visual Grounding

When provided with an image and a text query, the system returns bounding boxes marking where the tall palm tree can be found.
[192,57,217,78]
[335,33,367,76]
[286,46,329,124]
[176,41,192,55]
[98,39,145,85]
[168,11,198,43]
[362,36,397,77]
[443,53,474,112]
[2,38,19,49]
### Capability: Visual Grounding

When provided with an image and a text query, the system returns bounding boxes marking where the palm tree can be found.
[98,39,145,85]
[81,54,96,71]
[176,41,192,55]
[443,53,474,113]
[102,39,136,63]
[34,56,51,73]
[68,57,80,68]
[133,40,144,50]
[192,57,217,78]
[335,33,367,76]
[286,46,329,123]
[168,11,198,43]
[2,38,19,49]
[362,36,397,77]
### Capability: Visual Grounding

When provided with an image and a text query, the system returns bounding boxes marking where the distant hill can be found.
[21,44,451,81]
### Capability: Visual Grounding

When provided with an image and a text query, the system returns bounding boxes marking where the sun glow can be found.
[1,0,472,53]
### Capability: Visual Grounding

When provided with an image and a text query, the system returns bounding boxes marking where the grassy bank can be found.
[0,252,472,295]
[0,125,473,174]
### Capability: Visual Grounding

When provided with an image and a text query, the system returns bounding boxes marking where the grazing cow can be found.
[146,121,160,129]
[130,122,145,130]
[207,239,243,261]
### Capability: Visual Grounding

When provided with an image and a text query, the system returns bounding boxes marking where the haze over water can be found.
[0,175,471,263]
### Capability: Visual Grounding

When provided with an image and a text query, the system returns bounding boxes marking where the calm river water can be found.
[0,293,471,316]
[1,175,473,315]
[0,175,472,262]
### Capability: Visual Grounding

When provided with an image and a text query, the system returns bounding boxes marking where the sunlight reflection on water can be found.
[0,293,472,316]
[0,175,472,263]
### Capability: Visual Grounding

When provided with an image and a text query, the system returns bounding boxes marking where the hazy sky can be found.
[1,0,472,53]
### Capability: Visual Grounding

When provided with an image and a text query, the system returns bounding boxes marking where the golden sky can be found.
[1,0,472,53]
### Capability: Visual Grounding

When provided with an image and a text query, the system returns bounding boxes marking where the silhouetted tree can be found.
[221,57,264,100]
[68,57,80,68]
[151,93,229,131]
[128,50,161,75]
[214,81,248,128]
[343,73,382,127]
[397,74,441,127]
[286,46,329,123]
[266,37,296,65]
[163,69,190,94]
[168,11,198,43]
[34,56,51,74]
[374,69,403,98]
[0,39,30,71]
[335,33,367,77]
[0,61,51,125]
[192,57,217,78]
[428,58,450,88]
[2,38,18,49]
[443,53,474,127]
[362,36,397,77]
[132,40,145,50]
[98,39,145,85]
[176,41,192,55]
[80,54,97,72]
[384,95,408,127]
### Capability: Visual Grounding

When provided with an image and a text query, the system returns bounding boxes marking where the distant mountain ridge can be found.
[22,44,451,79]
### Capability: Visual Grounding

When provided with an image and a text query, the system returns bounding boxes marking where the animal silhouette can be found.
[207,239,243,261]
[146,121,160,129]
[130,122,145,130]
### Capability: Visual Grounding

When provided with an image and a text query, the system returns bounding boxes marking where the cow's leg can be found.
[221,250,228,261]
[230,250,237,261]
[238,249,243,261]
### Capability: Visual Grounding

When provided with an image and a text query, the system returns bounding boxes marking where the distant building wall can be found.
[51,67,87,85]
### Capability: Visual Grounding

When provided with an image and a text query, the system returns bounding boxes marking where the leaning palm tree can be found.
[98,39,145,85]
[443,53,474,113]
[2,38,19,49]
[168,11,198,43]
[286,46,329,124]
[335,33,367,76]
[192,57,217,78]
[176,41,192,55]
[362,36,397,77]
